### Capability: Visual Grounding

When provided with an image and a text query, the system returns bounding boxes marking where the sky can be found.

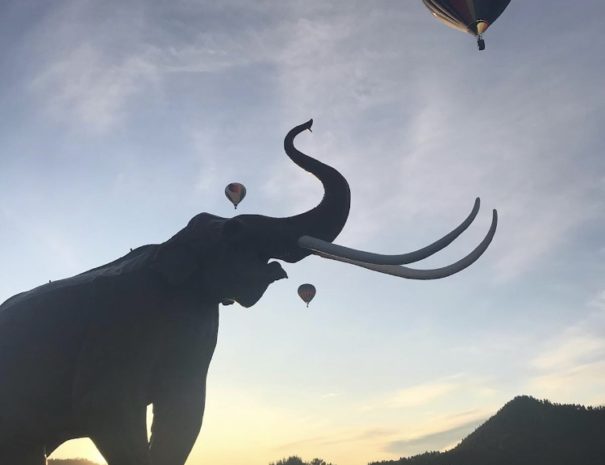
[0,1,604,464]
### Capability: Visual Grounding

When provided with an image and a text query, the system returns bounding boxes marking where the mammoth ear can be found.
[151,242,198,286]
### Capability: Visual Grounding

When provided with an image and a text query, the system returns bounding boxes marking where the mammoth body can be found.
[0,238,222,464]
[0,206,294,464]
[0,121,496,465]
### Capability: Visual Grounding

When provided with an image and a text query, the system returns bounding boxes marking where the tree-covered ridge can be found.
[369,395,605,465]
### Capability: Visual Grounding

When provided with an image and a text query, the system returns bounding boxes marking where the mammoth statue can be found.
[0,120,497,465]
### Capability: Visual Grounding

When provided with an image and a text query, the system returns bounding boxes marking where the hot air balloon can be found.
[298,284,316,307]
[422,0,511,50]
[225,182,246,209]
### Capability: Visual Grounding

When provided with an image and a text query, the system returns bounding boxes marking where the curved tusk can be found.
[307,209,497,280]
[298,198,481,265]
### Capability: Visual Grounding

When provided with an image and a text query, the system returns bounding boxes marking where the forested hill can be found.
[369,395,605,465]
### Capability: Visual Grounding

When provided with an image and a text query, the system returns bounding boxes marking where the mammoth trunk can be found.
[265,120,351,263]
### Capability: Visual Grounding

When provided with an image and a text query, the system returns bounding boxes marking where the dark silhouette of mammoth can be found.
[0,120,497,465]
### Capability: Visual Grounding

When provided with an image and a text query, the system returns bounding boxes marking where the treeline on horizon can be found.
[48,396,605,465]
[48,460,100,465]
[47,455,333,465]
[270,457,334,465]
[47,456,335,465]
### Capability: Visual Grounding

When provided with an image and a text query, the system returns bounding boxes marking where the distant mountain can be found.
[369,396,605,465]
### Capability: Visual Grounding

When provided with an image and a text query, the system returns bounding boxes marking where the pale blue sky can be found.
[1,1,604,465]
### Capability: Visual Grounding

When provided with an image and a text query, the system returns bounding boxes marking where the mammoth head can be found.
[154,120,497,307]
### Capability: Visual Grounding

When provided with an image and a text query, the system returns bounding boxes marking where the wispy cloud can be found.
[273,405,490,461]
[527,292,605,404]
[26,2,284,133]
[532,335,605,371]
[275,427,397,451]
[320,392,341,399]
[31,42,158,132]
[384,418,483,454]
[361,375,497,413]
[589,290,605,310]
[385,380,459,409]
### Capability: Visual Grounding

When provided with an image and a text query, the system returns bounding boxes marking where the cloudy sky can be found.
[1,1,604,464]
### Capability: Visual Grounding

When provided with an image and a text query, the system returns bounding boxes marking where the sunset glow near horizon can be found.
[1,1,604,465]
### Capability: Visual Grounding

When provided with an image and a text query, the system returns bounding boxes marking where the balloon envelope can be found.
[225,182,247,209]
[298,284,316,307]
[422,0,511,46]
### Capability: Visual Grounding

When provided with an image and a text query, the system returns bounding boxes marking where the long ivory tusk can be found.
[298,198,481,265]
[305,209,497,280]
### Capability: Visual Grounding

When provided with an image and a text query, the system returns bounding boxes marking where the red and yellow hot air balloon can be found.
[422,0,511,50]
[297,284,316,308]
[225,182,247,209]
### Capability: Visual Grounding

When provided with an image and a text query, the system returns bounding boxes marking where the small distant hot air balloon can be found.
[225,182,246,209]
[297,284,316,307]
[422,0,511,50]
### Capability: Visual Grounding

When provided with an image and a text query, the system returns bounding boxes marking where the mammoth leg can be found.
[73,338,152,465]
[149,380,206,465]
[149,306,217,465]
[0,443,46,465]
[89,402,150,465]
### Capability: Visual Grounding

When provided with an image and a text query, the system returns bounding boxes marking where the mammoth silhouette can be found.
[0,120,496,465]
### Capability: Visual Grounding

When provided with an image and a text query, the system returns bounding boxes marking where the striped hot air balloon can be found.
[422,0,511,50]
[225,182,247,209]
[297,284,316,307]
